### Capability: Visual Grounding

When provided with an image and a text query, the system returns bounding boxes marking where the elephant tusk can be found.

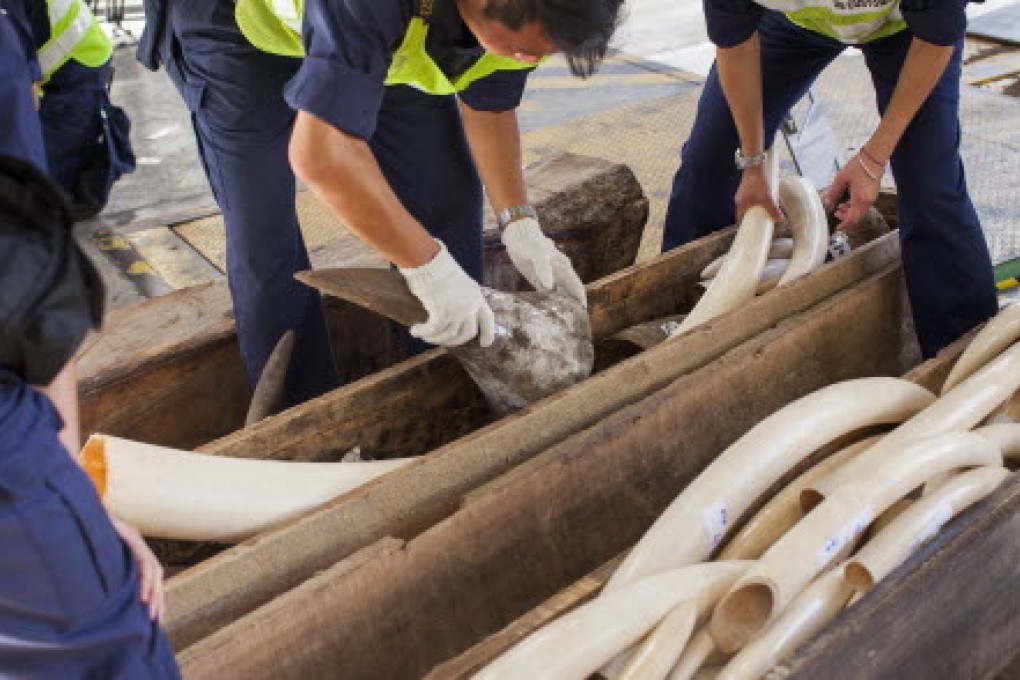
[604,378,934,593]
[805,339,1020,510]
[666,628,723,680]
[975,423,1020,460]
[711,431,1001,652]
[776,177,828,286]
[700,239,794,281]
[942,302,1020,394]
[473,562,752,680]
[78,434,412,542]
[616,601,699,680]
[718,434,880,561]
[845,465,1009,592]
[671,206,774,338]
[714,568,854,680]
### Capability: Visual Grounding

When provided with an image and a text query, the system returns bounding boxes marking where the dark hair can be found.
[483,0,625,78]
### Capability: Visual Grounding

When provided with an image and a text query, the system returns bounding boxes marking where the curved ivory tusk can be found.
[714,567,854,680]
[671,206,774,338]
[776,177,828,286]
[845,465,1009,592]
[604,379,934,593]
[617,601,699,680]
[473,562,752,680]
[700,239,795,280]
[718,435,880,561]
[79,434,412,542]
[942,303,1020,394]
[805,340,1020,509]
[975,423,1020,461]
[667,628,723,680]
[700,259,790,296]
[711,431,1001,652]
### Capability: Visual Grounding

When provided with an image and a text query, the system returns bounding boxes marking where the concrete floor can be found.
[82,0,1020,308]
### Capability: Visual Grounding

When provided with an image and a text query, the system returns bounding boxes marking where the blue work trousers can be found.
[0,375,180,679]
[663,11,997,357]
[167,1,483,401]
[0,7,46,170]
[38,61,108,201]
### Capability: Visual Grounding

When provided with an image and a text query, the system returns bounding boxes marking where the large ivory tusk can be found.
[667,629,723,680]
[473,562,751,680]
[714,567,854,680]
[776,177,828,286]
[700,239,794,280]
[604,378,934,592]
[617,601,699,680]
[975,423,1020,461]
[845,465,1009,592]
[670,206,774,338]
[805,340,1020,509]
[711,431,1001,652]
[79,434,412,542]
[942,302,1020,394]
[718,435,880,561]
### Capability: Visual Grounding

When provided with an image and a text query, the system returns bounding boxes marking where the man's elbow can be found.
[289,112,347,189]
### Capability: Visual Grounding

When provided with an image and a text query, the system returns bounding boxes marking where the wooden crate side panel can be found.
[180,266,918,678]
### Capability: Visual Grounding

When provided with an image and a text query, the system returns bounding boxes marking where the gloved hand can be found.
[501,217,587,307]
[399,240,496,347]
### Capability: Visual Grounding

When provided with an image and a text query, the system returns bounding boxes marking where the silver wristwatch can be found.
[734,149,769,170]
[497,204,538,230]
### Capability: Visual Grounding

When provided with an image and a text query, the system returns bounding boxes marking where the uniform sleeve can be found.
[284,0,406,140]
[900,0,967,46]
[458,67,532,112]
[4,0,42,81]
[703,0,764,47]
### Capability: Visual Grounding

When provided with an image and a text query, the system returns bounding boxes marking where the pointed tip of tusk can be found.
[80,435,108,498]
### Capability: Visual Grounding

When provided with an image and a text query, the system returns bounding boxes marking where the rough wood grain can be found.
[174,265,919,677]
[78,152,647,449]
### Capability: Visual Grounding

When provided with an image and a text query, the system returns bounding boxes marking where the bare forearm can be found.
[458,102,528,215]
[866,38,954,161]
[717,33,765,157]
[290,111,439,268]
[34,359,80,455]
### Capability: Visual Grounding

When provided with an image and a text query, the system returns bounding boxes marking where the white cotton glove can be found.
[398,240,496,348]
[501,217,587,307]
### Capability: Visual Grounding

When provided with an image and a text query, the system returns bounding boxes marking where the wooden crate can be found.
[175,256,930,678]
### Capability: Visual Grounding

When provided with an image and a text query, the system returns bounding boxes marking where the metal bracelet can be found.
[497,204,538,231]
[855,153,881,182]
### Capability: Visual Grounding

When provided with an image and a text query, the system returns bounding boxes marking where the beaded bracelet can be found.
[856,153,881,182]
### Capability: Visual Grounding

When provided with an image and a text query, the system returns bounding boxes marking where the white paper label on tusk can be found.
[908,501,953,553]
[817,506,874,567]
[702,501,730,550]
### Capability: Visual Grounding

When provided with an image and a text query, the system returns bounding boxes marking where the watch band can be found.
[497,204,538,230]
[734,149,769,170]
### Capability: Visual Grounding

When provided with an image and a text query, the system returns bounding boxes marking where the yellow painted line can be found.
[996,278,1018,291]
[126,227,222,289]
[127,261,155,276]
[96,234,132,250]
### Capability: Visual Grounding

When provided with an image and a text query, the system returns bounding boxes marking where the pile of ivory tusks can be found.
[77,435,413,542]
[475,302,1020,680]
[672,160,829,339]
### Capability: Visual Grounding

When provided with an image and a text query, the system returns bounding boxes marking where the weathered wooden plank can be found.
[78,152,648,449]
[163,230,898,650]
[174,265,920,677]
[176,537,406,680]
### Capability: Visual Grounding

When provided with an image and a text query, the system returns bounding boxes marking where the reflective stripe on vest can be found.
[756,0,906,43]
[270,0,302,33]
[39,0,111,79]
[234,0,535,94]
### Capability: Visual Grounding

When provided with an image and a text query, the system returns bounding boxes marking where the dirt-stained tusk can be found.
[78,434,412,542]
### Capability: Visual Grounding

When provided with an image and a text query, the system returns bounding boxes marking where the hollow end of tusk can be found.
[843,562,874,592]
[800,487,825,512]
[711,581,777,654]
[79,435,108,498]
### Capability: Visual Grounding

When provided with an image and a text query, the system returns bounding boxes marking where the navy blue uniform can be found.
[664,0,997,357]
[0,65,179,678]
[137,0,529,403]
